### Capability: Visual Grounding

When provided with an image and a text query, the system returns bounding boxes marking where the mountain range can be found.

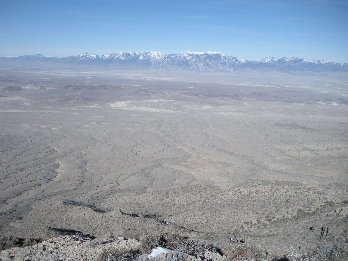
[1,51,347,72]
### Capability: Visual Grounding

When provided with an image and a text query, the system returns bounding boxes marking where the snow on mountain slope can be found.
[1,52,347,72]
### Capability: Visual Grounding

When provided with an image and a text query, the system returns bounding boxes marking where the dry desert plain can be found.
[0,67,347,259]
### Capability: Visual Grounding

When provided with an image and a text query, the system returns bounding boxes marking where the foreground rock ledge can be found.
[1,234,347,261]
[0,235,224,261]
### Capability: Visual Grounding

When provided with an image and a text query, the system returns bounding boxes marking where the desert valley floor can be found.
[0,67,347,259]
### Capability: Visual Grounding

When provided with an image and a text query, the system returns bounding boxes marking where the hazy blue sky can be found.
[1,0,347,62]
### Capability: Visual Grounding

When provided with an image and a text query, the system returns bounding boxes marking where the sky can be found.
[0,0,348,62]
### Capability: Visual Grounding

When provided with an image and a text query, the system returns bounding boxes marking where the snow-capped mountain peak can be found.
[260,56,276,63]
[79,52,97,59]
[1,51,346,72]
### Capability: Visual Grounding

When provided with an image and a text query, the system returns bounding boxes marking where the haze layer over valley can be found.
[0,65,347,259]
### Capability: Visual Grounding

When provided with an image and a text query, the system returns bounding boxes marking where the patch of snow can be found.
[147,51,165,60]
[260,56,276,63]
[148,247,180,258]
[184,50,205,55]
[206,51,223,55]
[79,53,97,59]
[183,50,223,56]
[237,57,247,63]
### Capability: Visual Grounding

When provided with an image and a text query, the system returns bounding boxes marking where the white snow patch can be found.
[260,56,276,63]
[184,50,223,55]
[148,247,179,258]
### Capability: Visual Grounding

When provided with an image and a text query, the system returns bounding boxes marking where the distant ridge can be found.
[1,51,347,72]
